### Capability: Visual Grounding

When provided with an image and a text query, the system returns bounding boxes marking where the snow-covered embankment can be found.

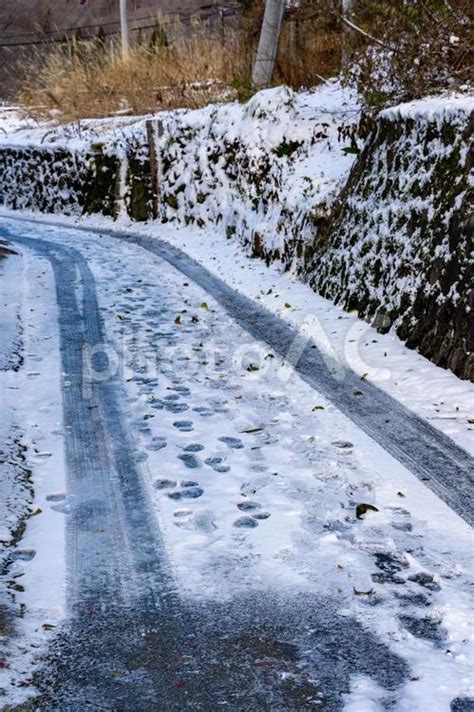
[0,87,472,379]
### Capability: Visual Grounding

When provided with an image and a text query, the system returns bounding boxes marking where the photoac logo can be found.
[82,308,394,396]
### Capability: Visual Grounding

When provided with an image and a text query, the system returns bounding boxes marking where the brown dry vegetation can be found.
[16,0,472,122]
[18,34,342,122]
[18,29,249,122]
[17,5,345,122]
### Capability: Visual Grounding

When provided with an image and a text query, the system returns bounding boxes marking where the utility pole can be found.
[252,0,286,88]
[341,0,356,67]
[119,0,130,57]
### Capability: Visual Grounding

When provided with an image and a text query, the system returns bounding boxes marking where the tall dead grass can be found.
[18,29,250,122]
[17,9,346,122]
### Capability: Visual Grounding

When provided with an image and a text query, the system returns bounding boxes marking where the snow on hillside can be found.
[381,94,474,120]
[159,81,361,268]
[0,106,32,138]
[0,81,361,271]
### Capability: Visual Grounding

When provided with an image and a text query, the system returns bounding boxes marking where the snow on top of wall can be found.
[380,93,474,121]
[0,106,33,139]
[1,85,471,154]
[0,80,359,156]
[0,109,148,154]
[157,80,361,260]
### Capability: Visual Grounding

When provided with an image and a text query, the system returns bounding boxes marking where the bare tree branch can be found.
[338,14,389,49]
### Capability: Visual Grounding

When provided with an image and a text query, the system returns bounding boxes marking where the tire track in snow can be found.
[10,235,178,614]
[7,235,189,709]
[122,229,474,527]
[2,223,428,711]
[4,215,474,527]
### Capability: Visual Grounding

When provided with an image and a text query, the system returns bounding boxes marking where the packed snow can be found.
[0,84,473,710]
[1,216,473,710]
[0,244,66,704]
[380,94,474,121]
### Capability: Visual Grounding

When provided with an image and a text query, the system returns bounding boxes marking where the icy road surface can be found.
[0,217,473,711]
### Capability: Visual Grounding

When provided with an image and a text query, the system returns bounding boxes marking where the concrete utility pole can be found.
[341,0,356,67]
[252,0,286,88]
[119,0,130,57]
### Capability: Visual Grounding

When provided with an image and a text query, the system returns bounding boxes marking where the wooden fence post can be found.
[146,118,164,221]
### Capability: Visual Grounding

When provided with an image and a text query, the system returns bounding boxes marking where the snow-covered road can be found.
[0,217,473,711]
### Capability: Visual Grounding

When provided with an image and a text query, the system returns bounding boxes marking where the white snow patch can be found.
[381,94,474,121]
[0,246,66,705]
[1,215,473,708]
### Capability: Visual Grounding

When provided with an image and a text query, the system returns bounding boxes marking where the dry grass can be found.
[276,28,343,87]
[13,0,473,122]
[18,29,251,122]
[16,8,345,122]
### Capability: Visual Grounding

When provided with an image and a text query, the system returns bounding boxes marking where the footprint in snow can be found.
[154,479,177,490]
[399,614,446,643]
[146,437,167,451]
[371,552,409,584]
[165,402,190,414]
[237,501,261,512]
[391,521,413,532]
[168,486,204,501]
[137,384,155,395]
[170,386,191,396]
[194,510,217,532]
[233,517,258,529]
[249,463,268,473]
[46,492,66,502]
[407,572,441,592]
[237,501,271,521]
[183,443,205,453]
[10,549,36,562]
[451,698,474,712]
[205,456,230,473]
[131,369,148,384]
[174,510,216,532]
[332,440,354,450]
[178,453,201,469]
[173,420,194,432]
[174,509,192,518]
[193,406,215,417]
[395,591,432,608]
[240,475,272,496]
[248,447,267,468]
[219,436,244,449]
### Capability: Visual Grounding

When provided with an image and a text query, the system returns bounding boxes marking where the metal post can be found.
[119,0,130,57]
[146,118,164,221]
[341,0,356,67]
[252,0,286,88]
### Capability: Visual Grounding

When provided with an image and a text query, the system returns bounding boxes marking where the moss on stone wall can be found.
[308,111,473,380]
[0,141,154,222]
[124,143,153,222]
[0,146,121,218]
[0,104,471,381]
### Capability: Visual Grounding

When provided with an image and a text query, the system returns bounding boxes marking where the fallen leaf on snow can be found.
[356,503,379,519]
